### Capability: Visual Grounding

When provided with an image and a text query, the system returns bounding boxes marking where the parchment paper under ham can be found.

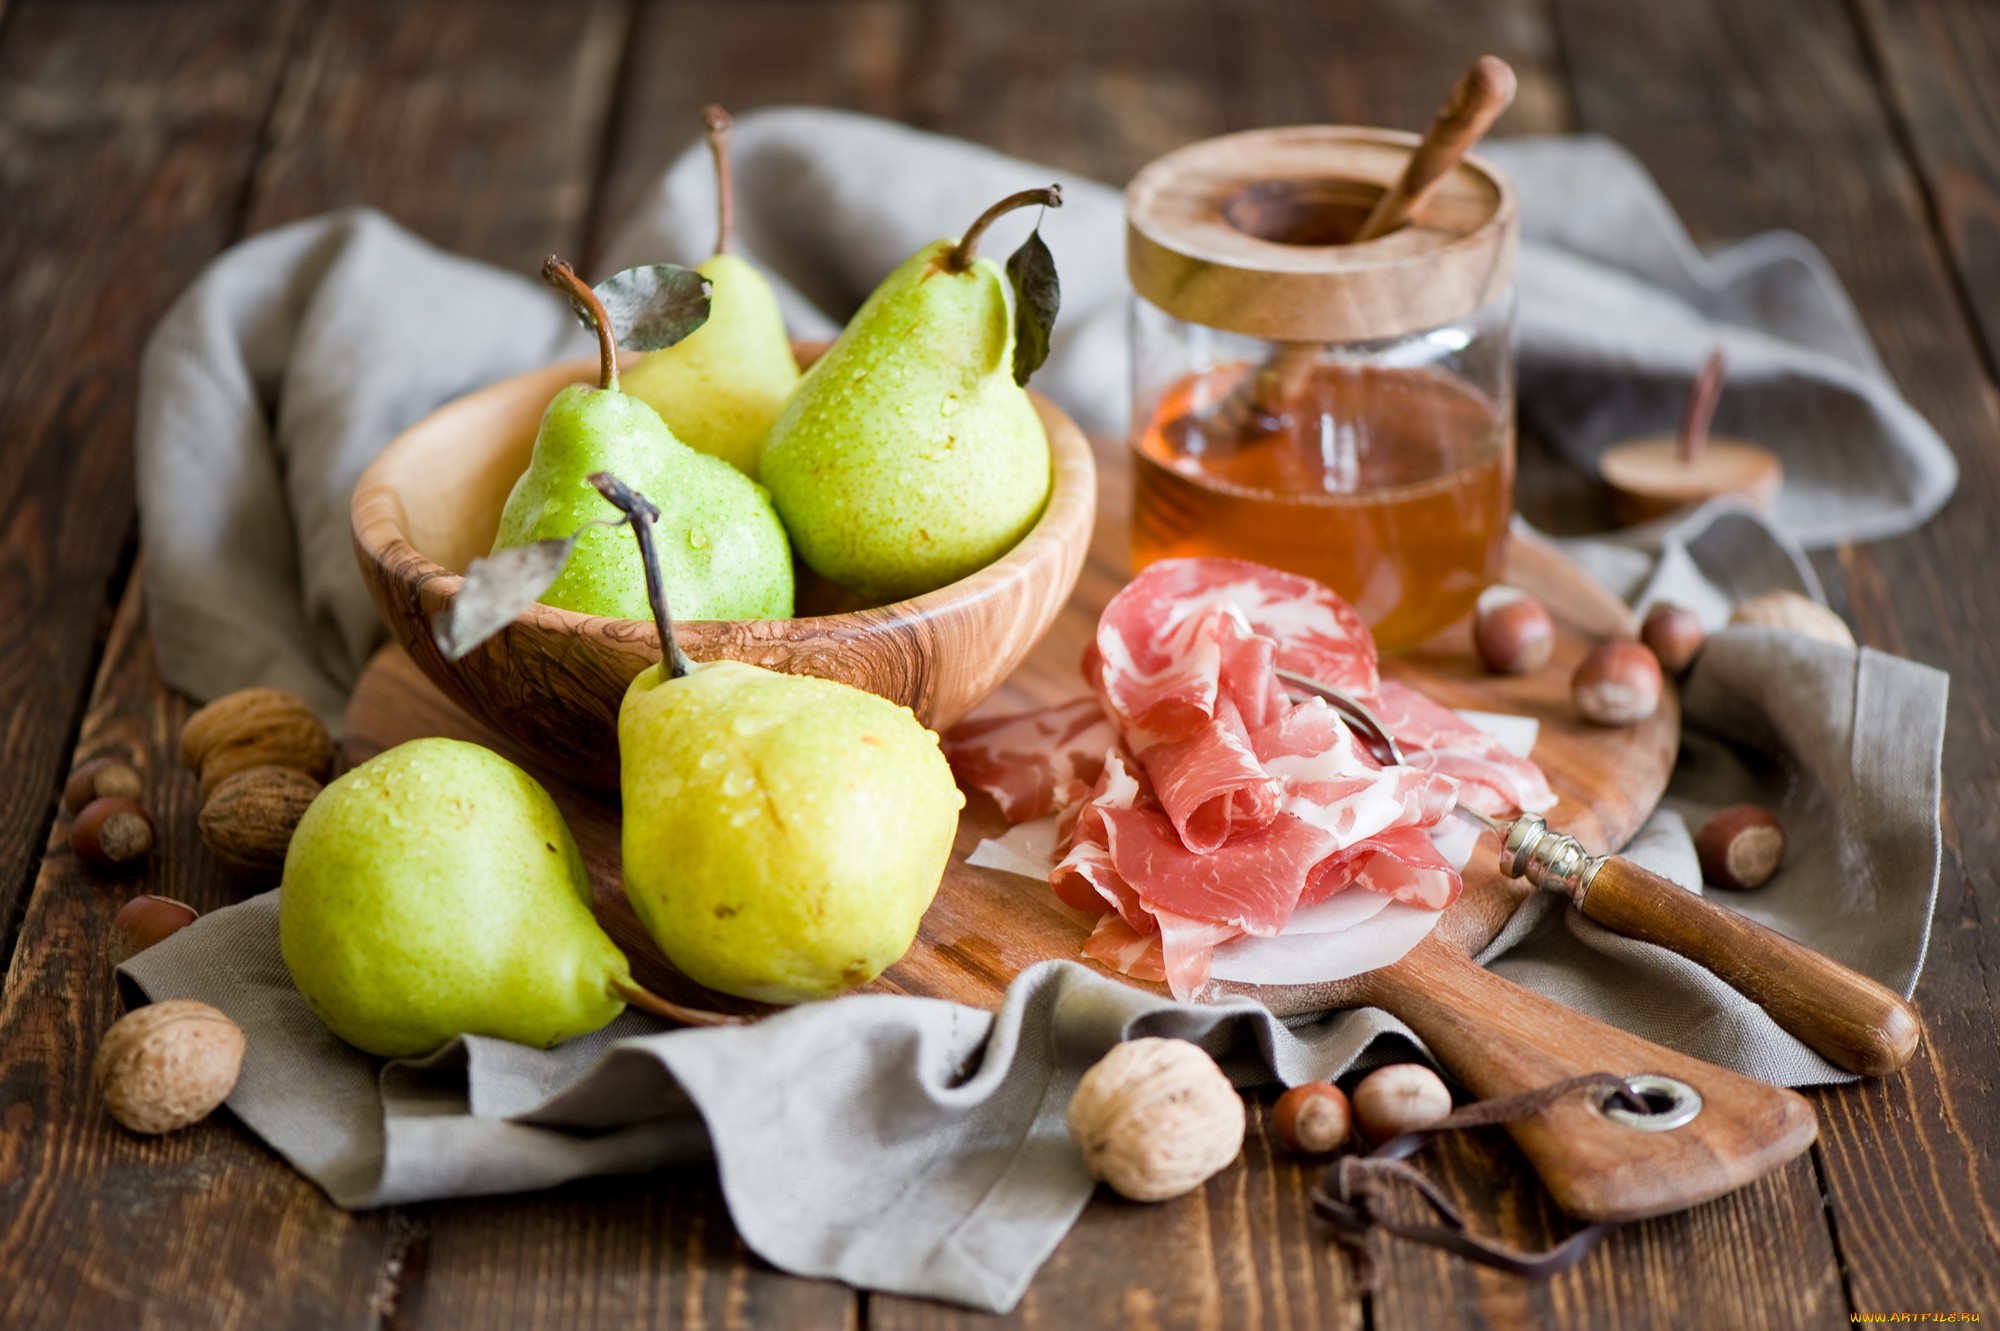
[946,556,1559,1001]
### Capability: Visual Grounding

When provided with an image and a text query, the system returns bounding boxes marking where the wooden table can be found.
[4,1,1996,1326]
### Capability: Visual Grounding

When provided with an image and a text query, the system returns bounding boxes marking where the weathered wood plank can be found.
[1226,0,1572,138]
[0,577,397,1331]
[393,1169,856,1331]
[1853,0,2000,379]
[1553,0,2000,1313]
[245,0,629,270]
[0,0,296,972]
[586,0,918,268]
[1370,1132,1845,1330]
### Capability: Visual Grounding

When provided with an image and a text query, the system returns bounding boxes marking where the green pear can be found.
[491,257,793,621]
[621,107,800,479]
[761,188,1060,603]
[279,737,633,1057]
[591,475,964,1004]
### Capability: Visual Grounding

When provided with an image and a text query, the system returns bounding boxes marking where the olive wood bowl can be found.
[351,350,1096,789]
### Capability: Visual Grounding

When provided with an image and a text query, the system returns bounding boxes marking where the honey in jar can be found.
[1124,127,1519,648]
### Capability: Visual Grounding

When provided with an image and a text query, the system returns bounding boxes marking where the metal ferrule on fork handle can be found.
[1498,813,1601,905]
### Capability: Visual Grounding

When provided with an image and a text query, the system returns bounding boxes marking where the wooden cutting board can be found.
[344,474,1814,1225]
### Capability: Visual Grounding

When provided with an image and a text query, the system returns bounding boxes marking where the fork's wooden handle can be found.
[1578,856,1921,1077]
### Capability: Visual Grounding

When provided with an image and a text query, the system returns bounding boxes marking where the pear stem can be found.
[610,976,748,1028]
[543,256,620,393]
[590,472,695,679]
[704,104,735,258]
[945,184,1064,272]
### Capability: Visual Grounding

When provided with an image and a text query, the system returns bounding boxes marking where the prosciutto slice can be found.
[1370,681,1557,817]
[942,696,1117,823]
[1092,557,1377,738]
[945,556,1558,1001]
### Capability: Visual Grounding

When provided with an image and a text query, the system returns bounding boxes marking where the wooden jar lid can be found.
[1126,125,1518,343]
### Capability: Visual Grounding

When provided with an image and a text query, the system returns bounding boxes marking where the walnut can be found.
[95,1000,245,1135]
[1066,1037,1245,1202]
[180,688,334,800]
[198,766,322,881]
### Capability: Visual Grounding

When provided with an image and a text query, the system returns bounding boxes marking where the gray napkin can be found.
[128,110,1952,1311]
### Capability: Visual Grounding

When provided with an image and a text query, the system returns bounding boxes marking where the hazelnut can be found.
[1640,603,1706,675]
[1728,591,1854,648]
[1271,1081,1351,1155]
[70,797,154,871]
[1696,803,1786,890]
[94,999,245,1135]
[111,895,200,966]
[1571,640,1663,726]
[1066,1037,1245,1202]
[180,688,333,800]
[198,766,322,881]
[1473,587,1555,675]
[64,757,145,813]
[1351,1063,1453,1144]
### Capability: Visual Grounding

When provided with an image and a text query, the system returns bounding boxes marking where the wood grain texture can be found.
[244,0,628,269]
[352,353,1096,789]
[0,578,396,1331]
[1855,0,2000,378]
[1357,947,1815,1224]
[587,0,919,269]
[1554,0,2000,1309]
[1370,1138,1847,1331]
[0,0,300,970]
[390,1169,856,1331]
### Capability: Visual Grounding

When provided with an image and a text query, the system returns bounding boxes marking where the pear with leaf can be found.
[620,106,801,479]
[490,256,793,621]
[761,186,1063,603]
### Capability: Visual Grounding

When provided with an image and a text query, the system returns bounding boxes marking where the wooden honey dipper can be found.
[1194,55,1519,441]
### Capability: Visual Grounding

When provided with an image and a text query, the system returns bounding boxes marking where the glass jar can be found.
[1124,127,1519,650]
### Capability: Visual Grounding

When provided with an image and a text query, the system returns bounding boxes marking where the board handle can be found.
[1359,941,1817,1223]
[1578,857,1921,1077]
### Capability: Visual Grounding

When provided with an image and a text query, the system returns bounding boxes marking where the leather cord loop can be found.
[1309,1073,1642,1287]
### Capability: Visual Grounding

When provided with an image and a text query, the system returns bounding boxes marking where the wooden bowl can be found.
[351,353,1096,788]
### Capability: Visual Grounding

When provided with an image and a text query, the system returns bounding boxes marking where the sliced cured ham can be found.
[1370,681,1558,816]
[1100,806,1338,936]
[1136,692,1274,854]
[943,696,1117,823]
[942,555,1559,1003]
[1093,557,1377,738]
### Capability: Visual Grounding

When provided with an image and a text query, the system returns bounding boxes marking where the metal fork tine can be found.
[1274,668,1408,767]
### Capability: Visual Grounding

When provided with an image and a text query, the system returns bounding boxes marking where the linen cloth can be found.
[128,110,1951,1312]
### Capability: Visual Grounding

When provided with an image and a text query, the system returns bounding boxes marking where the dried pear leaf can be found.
[1006,226,1060,387]
[592,264,713,352]
[433,536,578,661]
